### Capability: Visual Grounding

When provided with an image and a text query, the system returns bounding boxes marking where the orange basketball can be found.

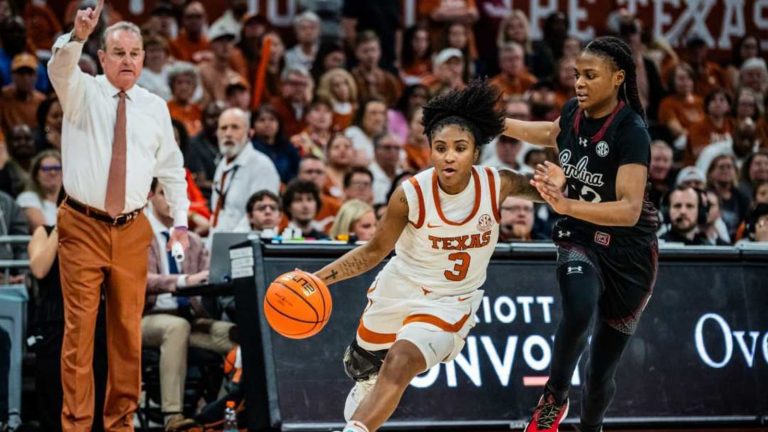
[264,270,332,339]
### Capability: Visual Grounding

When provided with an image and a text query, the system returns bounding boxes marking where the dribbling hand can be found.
[73,0,104,41]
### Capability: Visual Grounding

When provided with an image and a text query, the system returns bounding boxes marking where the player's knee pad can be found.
[343,339,387,382]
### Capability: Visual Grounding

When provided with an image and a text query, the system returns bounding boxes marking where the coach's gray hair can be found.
[100,21,143,50]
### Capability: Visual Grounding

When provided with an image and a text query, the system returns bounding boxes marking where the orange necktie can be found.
[105,91,127,217]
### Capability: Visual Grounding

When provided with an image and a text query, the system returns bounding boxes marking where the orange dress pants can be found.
[57,203,153,432]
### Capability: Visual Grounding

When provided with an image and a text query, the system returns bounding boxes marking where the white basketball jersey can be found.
[382,166,501,296]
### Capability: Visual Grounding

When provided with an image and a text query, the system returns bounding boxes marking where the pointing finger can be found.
[94,0,105,17]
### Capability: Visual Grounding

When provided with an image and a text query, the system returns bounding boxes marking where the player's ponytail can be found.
[584,36,646,123]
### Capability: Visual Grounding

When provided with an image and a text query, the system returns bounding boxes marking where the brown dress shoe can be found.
[164,414,197,431]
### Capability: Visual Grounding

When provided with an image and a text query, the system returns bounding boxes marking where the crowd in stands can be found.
[0,0,766,429]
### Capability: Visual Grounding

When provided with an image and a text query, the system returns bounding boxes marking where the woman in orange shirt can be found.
[658,63,705,139]
[685,89,734,165]
[317,68,358,131]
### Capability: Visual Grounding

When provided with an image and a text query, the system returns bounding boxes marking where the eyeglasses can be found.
[40,165,62,173]
[255,204,278,212]
[501,205,533,213]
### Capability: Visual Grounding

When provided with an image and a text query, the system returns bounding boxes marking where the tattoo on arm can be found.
[328,269,339,280]
[320,251,372,283]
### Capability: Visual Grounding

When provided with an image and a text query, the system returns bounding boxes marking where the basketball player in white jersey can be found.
[311,80,544,432]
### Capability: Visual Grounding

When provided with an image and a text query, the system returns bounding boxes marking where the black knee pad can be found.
[343,339,387,382]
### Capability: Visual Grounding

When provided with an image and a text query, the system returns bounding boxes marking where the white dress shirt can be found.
[211,144,280,232]
[48,32,189,227]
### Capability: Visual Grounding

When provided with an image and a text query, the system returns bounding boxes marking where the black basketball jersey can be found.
[555,98,659,238]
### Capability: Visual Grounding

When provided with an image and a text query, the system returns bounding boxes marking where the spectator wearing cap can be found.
[0,53,45,134]
[211,0,249,39]
[166,61,203,137]
[198,21,246,106]
[676,165,707,190]
[424,48,466,97]
[137,34,172,101]
[490,42,537,102]
[684,35,730,96]
[169,1,209,63]
[285,11,321,72]
[225,76,251,110]
[739,58,768,100]
[270,66,312,137]
[351,31,402,107]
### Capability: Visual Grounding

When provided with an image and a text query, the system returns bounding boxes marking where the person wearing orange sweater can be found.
[658,63,705,139]
[685,89,734,166]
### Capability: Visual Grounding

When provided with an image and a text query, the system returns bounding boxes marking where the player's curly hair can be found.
[421,79,505,147]
[584,36,646,122]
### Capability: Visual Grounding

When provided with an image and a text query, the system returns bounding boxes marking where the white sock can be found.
[343,420,370,432]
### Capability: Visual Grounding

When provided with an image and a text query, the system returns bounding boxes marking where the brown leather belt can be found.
[64,196,143,226]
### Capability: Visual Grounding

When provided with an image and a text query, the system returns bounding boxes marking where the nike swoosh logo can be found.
[458,295,472,302]
[427,223,443,228]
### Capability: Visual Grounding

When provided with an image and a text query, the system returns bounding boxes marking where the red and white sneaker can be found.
[524,393,569,432]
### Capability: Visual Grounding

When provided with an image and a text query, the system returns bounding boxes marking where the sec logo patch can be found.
[596,141,609,157]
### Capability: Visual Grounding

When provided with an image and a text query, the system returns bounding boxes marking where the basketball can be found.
[264,270,333,339]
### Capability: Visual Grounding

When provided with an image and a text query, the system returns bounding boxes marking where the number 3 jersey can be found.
[381,166,501,297]
[555,98,659,238]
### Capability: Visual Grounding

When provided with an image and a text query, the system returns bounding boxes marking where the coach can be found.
[48,0,190,430]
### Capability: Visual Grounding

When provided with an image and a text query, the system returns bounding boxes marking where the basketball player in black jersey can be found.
[503,36,659,432]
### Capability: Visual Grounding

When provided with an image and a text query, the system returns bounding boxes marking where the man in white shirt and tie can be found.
[210,107,280,232]
[47,1,190,430]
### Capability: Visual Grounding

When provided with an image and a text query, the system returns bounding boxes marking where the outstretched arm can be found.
[499,169,543,202]
[533,162,647,226]
[503,118,561,148]
[314,186,409,285]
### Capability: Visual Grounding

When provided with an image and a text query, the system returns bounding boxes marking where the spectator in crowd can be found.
[389,84,429,144]
[0,53,45,134]
[707,154,750,237]
[329,199,376,241]
[552,55,576,111]
[28,207,108,432]
[224,77,251,110]
[684,35,730,96]
[523,147,548,173]
[316,68,358,131]
[726,35,761,90]
[660,186,709,245]
[0,16,49,92]
[685,89,734,166]
[701,189,731,245]
[341,1,401,73]
[297,156,340,231]
[270,65,312,138]
[648,141,675,210]
[137,34,173,101]
[733,88,764,145]
[236,13,270,83]
[291,98,334,159]
[198,22,244,106]
[425,48,466,97]
[282,179,329,239]
[187,101,225,201]
[211,0,249,37]
[343,166,374,205]
[251,104,300,184]
[527,80,560,121]
[310,41,347,84]
[324,133,355,200]
[7,124,36,173]
[34,94,63,151]
[529,11,568,79]
[739,151,768,198]
[484,135,523,171]
[143,179,235,431]
[739,58,768,101]
[617,14,663,121]
[481,96,534,165]
[400,25,432,85]
[496,10,533,73]
[676,165,707,190]
[16,150,61,232]
[734,180,768,241]
[369,132,404,205]
[404,107,430,172]
[166,61,203,137]
[345,98,387,166]
[442,21,476,83]
[170,1,209,63]
[170,120,211,235]
[285,11,321,71]
[0,134,27,198]
[489,42,536,102]
[257,31,287,104]
[237,189,282,235]
[351,31,402,107]
[741,203,768,243]
[21,0,61,51]
[211,108,280,232]
[144,3,178,40]
[658,63,705,139]
[499,196,539,241]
